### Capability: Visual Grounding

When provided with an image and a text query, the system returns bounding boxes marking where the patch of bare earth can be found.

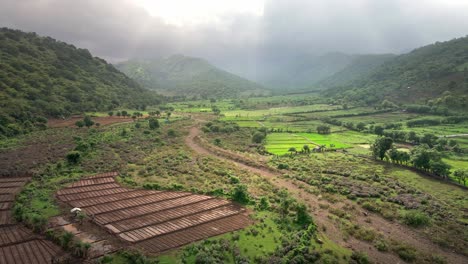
[186,125,468,264]
[48,116,135,128]
[0,176,69,263]
[55,172,251,256]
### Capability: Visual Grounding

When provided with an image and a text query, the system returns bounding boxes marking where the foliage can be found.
[402,210,430,227]
[116,55,269,99]
[325,35,468,109]
[0,27,161,137]
[252,131,266,143]
[148,117,159,130]
[231,184,250,204]
[371,137,393,160]
[66,151,81,164]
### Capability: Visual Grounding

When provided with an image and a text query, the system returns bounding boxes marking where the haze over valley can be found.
[0,1,467,263]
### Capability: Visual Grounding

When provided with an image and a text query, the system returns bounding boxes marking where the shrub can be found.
[252,132,265,143]
[395,245,417,262]
[148,118,159,130]
[231,184,250,204]
[350,251,369,264]
[277,163,289,169]
[66,151,81,164]
[167,129,176,137]
[402,210,430,227]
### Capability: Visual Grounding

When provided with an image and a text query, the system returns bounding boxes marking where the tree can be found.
[148,117,159,130]
[116,111,121,118]
[295,203,312,225]
[420,133,437,148]
[121,110,128,118]
[453,169,467,186]
[252,132,265,143]
[288,147,297,155]
[411,145,440,171]
[356,122,366,131]
[371,137,393,160]
[302,144,310,153]
[108,111,113,117]
[429,160,451,178]
[374,126,384,136]
[83,116,94,128]
[317,125,331,134]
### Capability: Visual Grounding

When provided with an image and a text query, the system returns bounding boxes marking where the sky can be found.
[1,0,468,77]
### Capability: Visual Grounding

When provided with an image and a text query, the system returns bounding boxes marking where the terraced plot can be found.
[0,176,68,264]
[56,172,251,253]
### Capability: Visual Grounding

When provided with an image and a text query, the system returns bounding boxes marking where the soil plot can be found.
[56,172,251,254]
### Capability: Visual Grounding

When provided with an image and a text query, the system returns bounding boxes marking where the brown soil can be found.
[185,125,468,264]
[55,172,251,255]
[48,116,135,128]
[0,176,70,263]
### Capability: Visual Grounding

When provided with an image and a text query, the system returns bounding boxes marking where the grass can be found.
[265,131,375,155]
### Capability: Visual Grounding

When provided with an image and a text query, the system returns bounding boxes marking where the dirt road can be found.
[185,125,468,264]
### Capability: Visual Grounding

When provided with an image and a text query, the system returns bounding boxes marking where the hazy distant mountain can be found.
[116,55,269,99]
[324,36,468,108]
[249,52,354,90]
[318,54,396,88]
[238,52,395,91]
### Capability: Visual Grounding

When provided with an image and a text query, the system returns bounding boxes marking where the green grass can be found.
[155,211,283,263]
[265,131,375,155]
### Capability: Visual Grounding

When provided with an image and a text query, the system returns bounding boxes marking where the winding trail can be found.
[185,125,468,264]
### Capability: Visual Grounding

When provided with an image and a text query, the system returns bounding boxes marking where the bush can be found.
[252,132,265,143]
[402,210,430,227]
[66,151,81,164]
[231,184,250,204]
[350,251,369,264]
[148,118,159,130]
[277,163,289,169]
[167,129,176,137]
[395,245,417,262]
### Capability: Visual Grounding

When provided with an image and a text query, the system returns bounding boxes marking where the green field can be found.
[265,131,372,155]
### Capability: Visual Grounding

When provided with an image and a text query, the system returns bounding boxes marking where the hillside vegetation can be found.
[244,53,393,92]
[116,55,269,99]
[318,54,396,88]
[324,36,468,109]
[0,28,161,137]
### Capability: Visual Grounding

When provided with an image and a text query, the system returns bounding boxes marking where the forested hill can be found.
[317,54,396,88]
[0,28,161,136]
[323,36,468,108]
[116,55,269,99]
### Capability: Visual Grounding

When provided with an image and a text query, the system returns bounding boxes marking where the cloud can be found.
[1,0,468,75]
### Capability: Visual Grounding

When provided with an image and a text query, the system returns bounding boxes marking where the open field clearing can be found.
[222,104,341,118]
[335,112,423,124]
[56,172,251,254]
[265,131,375,155]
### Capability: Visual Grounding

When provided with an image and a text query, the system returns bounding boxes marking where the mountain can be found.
[317,54,396,88]
[116,55,269,99]
[0,28,161,137]
[248,52,355,90]
[239,52,395,92]
[324,36,468,108]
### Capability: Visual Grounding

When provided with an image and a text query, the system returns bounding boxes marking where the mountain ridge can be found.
[116,55,269,99]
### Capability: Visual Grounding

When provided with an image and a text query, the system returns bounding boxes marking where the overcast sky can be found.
[1,0,468,75]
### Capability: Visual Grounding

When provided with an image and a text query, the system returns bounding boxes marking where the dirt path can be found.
[185,125,468,264]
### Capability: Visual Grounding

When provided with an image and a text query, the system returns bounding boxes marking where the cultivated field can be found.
[56,172,251,254]
[0,176,67,264]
